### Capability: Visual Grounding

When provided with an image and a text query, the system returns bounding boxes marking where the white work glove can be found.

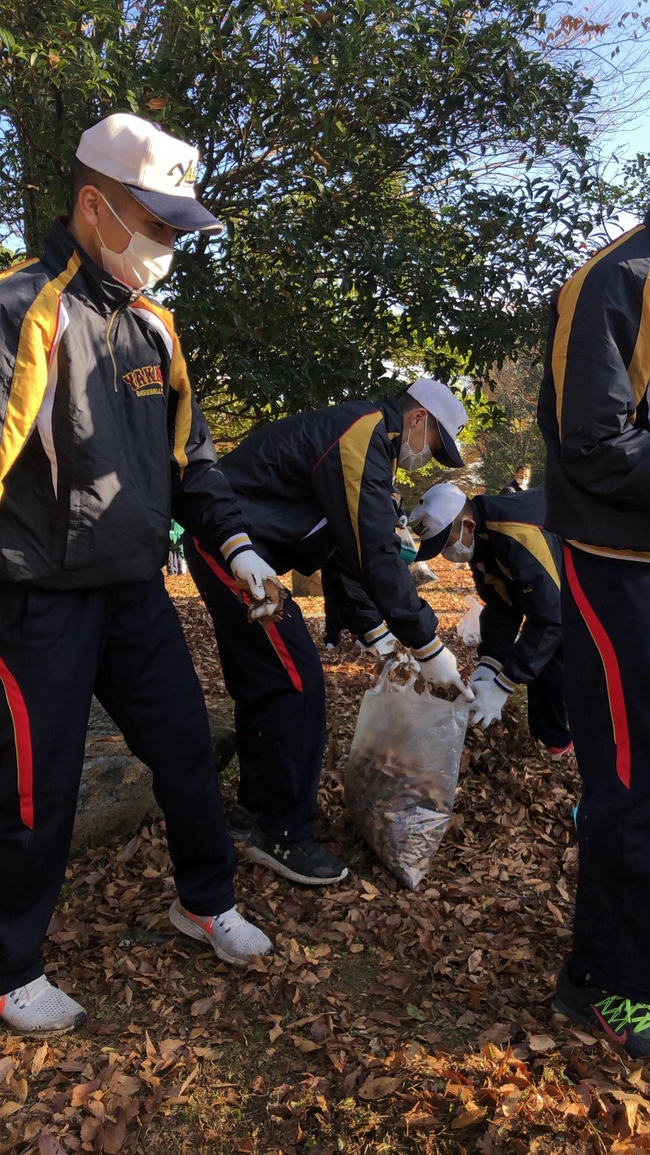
[417,646,474,701]
[230,549,279,617]
[469,659,502,685]
[469,678,509,727]
[370,631,399,658]
[363,626,399,658]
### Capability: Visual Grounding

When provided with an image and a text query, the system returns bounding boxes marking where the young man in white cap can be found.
[183,379,474,872]
[409,482,571,753]
[0,113,277,1036]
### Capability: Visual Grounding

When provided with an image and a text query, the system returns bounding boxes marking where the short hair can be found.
[68,157,132,214]
[515,464,531,473]
[395,388,422,414]
[451,496,475,533]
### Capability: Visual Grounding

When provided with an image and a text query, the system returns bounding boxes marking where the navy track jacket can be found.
[218,398,440,652]
[0,220,251,588]
[537,221,650,555]
[469,488,562,688]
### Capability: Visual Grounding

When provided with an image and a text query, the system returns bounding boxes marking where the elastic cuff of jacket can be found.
[364,624,389,646]
[478,657,502,675]
[413,636,444,662]
[220,533,253,564]
[494,672,517,694]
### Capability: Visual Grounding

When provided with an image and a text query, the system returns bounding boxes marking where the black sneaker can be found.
[245,824,349,885]
[225,804,258,842]
[552,960,602,1026]
[553,960,650,1058]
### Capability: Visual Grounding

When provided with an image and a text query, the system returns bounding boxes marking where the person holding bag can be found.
[184,379,474,883]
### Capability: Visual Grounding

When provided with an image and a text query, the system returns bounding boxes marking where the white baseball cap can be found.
[76,113,222,233]
[408,483,468,555]
[406,378,467,468]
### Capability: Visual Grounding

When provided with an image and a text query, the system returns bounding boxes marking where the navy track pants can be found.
[527,647,571,749]
[184,537,326,841]
[563,543,650,999]
[0,573,237,995]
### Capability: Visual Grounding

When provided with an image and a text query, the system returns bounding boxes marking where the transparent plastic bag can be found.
[344,662,469,889]
[456,595,482,648]
[395,524,419,565]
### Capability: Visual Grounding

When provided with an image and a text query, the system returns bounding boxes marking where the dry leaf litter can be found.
[1,558,646,1154]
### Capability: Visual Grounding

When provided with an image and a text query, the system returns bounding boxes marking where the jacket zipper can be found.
[106,307,121,392]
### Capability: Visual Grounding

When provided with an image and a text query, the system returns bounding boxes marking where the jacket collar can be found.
[379,397,404,457]
[41,218,140,315]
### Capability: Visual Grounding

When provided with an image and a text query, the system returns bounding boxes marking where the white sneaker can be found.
[169,899,273,966]
[0,975,86,1035]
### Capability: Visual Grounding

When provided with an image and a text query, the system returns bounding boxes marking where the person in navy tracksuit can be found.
[185,379,471,885]
[0,113,274,1036]
[538,217,650,1058]
[408,484,571,752]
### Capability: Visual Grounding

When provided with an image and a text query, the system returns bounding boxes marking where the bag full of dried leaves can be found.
[344,660,469,889]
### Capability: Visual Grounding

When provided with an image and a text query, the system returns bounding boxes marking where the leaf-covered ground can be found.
[3,559,649,1155]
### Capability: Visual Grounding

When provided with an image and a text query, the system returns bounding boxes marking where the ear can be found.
[74,185,103,228]
[409,406,428,427]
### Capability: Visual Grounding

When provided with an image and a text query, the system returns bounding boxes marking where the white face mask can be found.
[96,194,175,290]
[398,413,432,471]
[441,521,475,563]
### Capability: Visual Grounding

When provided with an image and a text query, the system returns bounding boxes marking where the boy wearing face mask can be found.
[183,380,474,878]
[0,114,280,1036]
[410,483,572,754]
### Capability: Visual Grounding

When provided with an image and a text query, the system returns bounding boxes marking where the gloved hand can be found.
[230,550,280,618]
[368,630,399,658]
[469,678,509,727]
[469,659,502,685]
[417,646,474,701]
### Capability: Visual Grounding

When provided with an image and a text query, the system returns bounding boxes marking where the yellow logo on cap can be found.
[168,159,198,187]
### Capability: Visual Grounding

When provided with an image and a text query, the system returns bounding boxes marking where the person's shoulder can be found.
[0,256,49,304]
[330,398,382,418]
[567,224,650,297]
[0,257,56,337]
[486,486,545,526]
[129,294,175,335]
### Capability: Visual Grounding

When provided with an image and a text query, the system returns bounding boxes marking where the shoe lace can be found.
[596,995,650,1034]
[215,907,244,936]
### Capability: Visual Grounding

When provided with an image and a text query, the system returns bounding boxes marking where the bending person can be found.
[409,483,571,754]
[185,379,473,885]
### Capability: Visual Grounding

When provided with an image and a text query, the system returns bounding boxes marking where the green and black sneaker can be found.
[553,959,650,1058]
[590,996,650,1058]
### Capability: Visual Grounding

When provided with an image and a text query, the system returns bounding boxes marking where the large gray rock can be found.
[70,699,236,854]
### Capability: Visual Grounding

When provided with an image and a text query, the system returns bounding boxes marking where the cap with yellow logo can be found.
[76,113,222,233]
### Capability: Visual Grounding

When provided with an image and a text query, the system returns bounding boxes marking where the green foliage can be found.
[466,356,547,493]
[0,0,609,412]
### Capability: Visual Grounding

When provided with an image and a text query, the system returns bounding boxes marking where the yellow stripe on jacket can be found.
[627,270,650,410]
[0,257,39,282]
[134,297,193,474]
[485,521,560,589]
[552,225,645,436]
[0,253,80,500]
[338,411,383,566]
